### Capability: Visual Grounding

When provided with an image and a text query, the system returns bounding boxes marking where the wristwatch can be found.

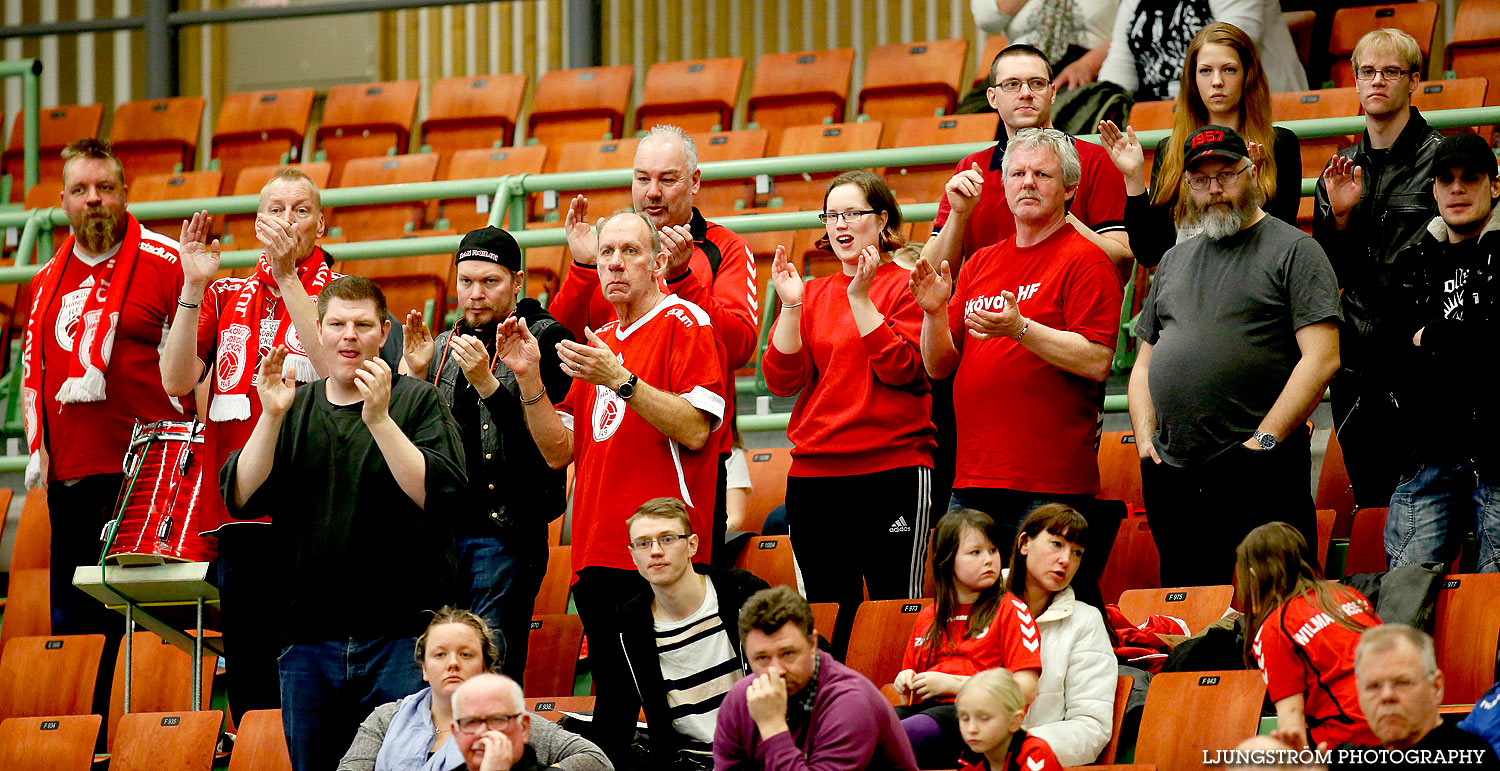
[1252,431,1278,450]
[616,373,638,400]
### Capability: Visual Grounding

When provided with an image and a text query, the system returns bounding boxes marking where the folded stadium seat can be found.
[635,56,745,134]
[129,170,224,236]
[525,696,595,723]
[1095,676,1134,765]
[1096,430,1145,515]
[885,114,1000,207]
[106,631,216,751]
[535,545,572,616]
[742,446,793,534]
[10,490,47,572]
[733,535,798,590]
[1098,517,1160,605]
[1434,573,1500,705]
[518,222,567,302]
[1134,671,1266,771]
[769,121,884,211]
[791,228,840,279]
[313,80,420,186]
[550,137,643,220]
[971,34,1009,89]
[1343,507,1390,577]
[327,153,440,242]
[688,128,769,217]
[746,48,856,151]
[110,710,222,771]
[0,633,106,720]
[108,96,206,185]
[338,252,451,324]
[1315,429,1357,538]
[844,599,934,687]
[1127,99,1176,132]
[0,714,102,771]
[433,145,548,235]
[527,65,634,174]
[1,103,103,202]
[526,614,584,698]
[1316,508,1336,573]
[809,602,839,648]
[0,570,50,660]
[1410,78,1490,138]
[1117,585,1234,635]
[226,709,291,771]
[1270,87,1361,181]
[857,39,969,148]
[1447,0,1500,106]
[219,161,333,254]
[1328,3,1438,88]
[421,73,529,179]
[209,88,315,195]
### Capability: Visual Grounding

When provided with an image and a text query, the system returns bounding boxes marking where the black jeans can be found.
[1142,426,1317,587]
[218,524,284,717]
[572,566,649,765]
[1332,369,1402,508]
[47,472,127,721]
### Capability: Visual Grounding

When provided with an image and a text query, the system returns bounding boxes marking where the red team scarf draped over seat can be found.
[209,248,334,421]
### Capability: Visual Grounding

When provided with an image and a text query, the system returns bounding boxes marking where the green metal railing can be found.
[0,59,42,203]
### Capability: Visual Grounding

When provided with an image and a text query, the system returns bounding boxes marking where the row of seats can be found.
[0,708,287,770]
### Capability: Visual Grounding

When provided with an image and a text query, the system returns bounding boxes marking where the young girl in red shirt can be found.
[1237,521,1383,750]
[893,509,1043,767]
[955,668,1064,771]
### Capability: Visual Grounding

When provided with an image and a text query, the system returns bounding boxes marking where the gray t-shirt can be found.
[1136,214,1341,466]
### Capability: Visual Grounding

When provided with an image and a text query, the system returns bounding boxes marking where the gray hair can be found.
[451,672,526,717]
[1355,624,1438,679]
[639,124,698,175]
[598,210,663,256]
[1000,127,1082,188]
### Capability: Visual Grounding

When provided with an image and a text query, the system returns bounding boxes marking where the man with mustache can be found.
[1129,125,1342,587]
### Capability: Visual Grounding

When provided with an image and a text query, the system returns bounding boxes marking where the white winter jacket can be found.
[1016,582,1118,766]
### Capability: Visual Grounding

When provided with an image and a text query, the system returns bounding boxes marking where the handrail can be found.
[0,60,43,199]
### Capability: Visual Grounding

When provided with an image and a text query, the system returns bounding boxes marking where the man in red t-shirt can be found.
[922,44,1131,277]
[500,211,725,766]
[913,128,1121,546]
[22,139,187,639]
[550,124,756,557]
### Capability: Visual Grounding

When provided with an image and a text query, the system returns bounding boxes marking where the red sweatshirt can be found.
[762,260,935,477]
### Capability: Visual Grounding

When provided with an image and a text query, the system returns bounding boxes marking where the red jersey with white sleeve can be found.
[36,222,187,481]
[1253,587,1383,748]
[932,137,1127,261]
[902,595,1043,696]
[956,732,1064,771]
[948,226,1121,494]
[761,260,935,477]
[557,294,726,574]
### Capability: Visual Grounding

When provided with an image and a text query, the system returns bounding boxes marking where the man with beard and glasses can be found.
[23,139,189,652]
[400,226,575,683]
[1128,126,1342,587]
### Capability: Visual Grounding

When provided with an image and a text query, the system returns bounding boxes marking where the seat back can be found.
[1434,573,1500,704]
[110,709,222,771]
[1117,586,1234,635]
[689,129,769,216]
[733,535,798,589]
[748,48,856,150]
[314,80,421,185]
[1096,675,1134,765]
[436,145,548,232]
[1271,88,1362,179]
[130,171,224,235]
[858,39,969,147]
[525,614,584,698]
[743,446,793,534]
[1128,99,1177,132]
[1411,78,1490,135]
[0,714,102,771]
[1096,431,1145,514]
[845,599,933,686]
[525,696,595,723]
[1315,428,1357,537]
[0,569,51,658]
[327,153,440,242]
[422,74,529,178]
[551,137,643,220]
[809,602,839,648]
[211,88,316,195]
[1448,0,1500,87]
[7,489,40,570]
[771,122,884,210]
[107,630,217,750]
[528,65,634,172]
[637,57,745,133]
[3,104,104,201]
[1135,670,1266,771]
[1328,3,1439,87]
[0,634,106,720]
[336,252,451,321]
[536,545,573,616]
[1344,507,1389,576]
[220,162,332,250]
[885,114,999,206]
[1099,517,1161,605]
[109,97,207,184]
[973,34,1009,88]
[226,709,291,771]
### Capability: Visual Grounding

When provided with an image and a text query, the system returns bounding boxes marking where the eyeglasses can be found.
[1183,165,1250,191]
[455,712,523,734]
[628,534,688,552]
[817,210,877,225]
[994,77,1052,93]
[1354,65,1412,82]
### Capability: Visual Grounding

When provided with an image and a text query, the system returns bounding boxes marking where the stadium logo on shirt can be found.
[592,385,626,441]
[54,277,95,352]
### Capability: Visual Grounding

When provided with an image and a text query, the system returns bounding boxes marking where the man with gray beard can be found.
[1127,126,1342,587]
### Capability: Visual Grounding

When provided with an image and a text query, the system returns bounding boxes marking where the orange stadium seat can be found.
[0,634,106,720]
[551,137,642,220]
[1128,100,1176,132]
[2,103,103,201]
[1099,517,1160,605]
[130,171,224,235]
[690,128,769,217]
[1434,573,1500,705]
[339,252,451,323]
[8,489,43,571]
[219,161,332,252]
[1117,586,1234,635]
[109,709,222,771]
[770,121,884,211]
[743,446,793,534]
[328,153,440,242]
[421,73,529,179]
[1096,676,1134,765]
[526,696,595,723]
[0,714,102,771]
[519,222,567,301]
[1328,3,1438,88]
[809,602,839,648]
[22,180,68,247]
[226,709,292,771]
[1096,431,1145,514]
[526,614,584,698]
[734,535,798,590]
[434,145,547,234]
[106,631,216,750]
[791,228,838,278]
[636,57,745,133]
[1135,671,1265,771]
[1315,429,1357,538]
[1343,507,1389,576]
[886,114,999,207]
[1448,0,1500,87]
[210,88,315,195]
[314,80,421,186]
[527,65,634,173]
[1271,88,1361,179]
[0,570,51,659]
[858,39,969,147]
[109,96,206,184]
[1411,78,1491,140]
[972,34,1008,88]
[747,48,856,151]
[845,599,933,687]
[536,545,573,616]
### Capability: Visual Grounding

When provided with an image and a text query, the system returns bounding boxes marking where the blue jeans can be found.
[277,636,424,771]
[456,532,548,684]
[1387,460,1500,573]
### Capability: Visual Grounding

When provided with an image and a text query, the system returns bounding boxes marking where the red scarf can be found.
[22,214,150,484]
[209,247,335,421]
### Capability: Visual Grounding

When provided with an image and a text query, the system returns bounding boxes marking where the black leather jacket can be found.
[1313,107,1442,372]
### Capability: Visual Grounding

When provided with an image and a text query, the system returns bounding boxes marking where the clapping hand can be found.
[177,210,221,292]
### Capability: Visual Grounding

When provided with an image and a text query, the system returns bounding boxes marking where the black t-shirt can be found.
[1332,720,1500,770]
[222,373,467,643]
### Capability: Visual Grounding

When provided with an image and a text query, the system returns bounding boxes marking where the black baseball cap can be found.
[1183,125,1249,169]
[1432,133,1498,179]
[456,226,522,270]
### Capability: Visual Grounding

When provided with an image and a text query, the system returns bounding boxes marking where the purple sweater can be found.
[713,650,919,771]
